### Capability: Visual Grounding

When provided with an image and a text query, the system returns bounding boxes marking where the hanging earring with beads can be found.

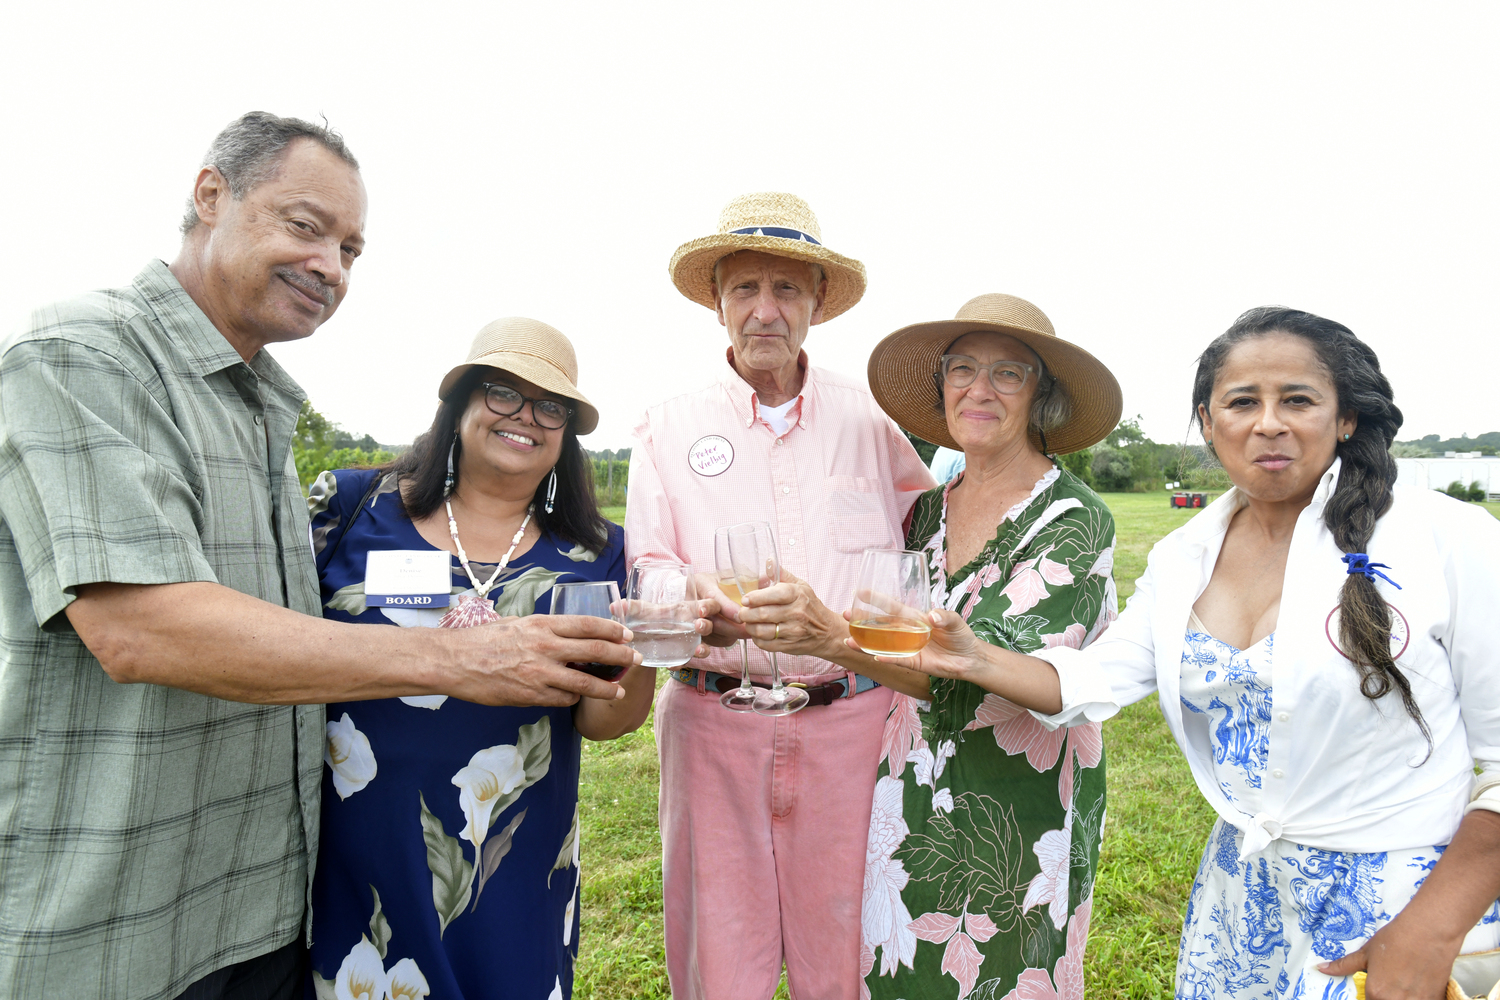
[444,435,458,497]
[544,467,558,514]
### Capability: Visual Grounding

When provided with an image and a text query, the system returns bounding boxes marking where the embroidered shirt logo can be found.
[1325,603,1410,661]
[688,435,734,477]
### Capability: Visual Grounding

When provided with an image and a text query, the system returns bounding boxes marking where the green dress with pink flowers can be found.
[862,465,1116,1000]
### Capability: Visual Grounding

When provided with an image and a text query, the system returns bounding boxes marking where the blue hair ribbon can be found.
[1342,552,1401,590]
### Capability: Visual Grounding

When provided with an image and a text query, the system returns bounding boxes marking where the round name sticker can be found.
[688,435,734,477]
[1325,603,1410,661]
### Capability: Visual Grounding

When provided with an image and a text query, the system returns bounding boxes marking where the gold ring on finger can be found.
[774,623,780,641]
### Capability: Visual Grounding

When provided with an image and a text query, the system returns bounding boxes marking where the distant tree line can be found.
[908,417,1229,493]
[588,449,631,507]
[292,402,401,491]
[1391,432,1500,457]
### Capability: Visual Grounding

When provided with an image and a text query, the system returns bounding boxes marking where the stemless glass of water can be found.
[549,580,627,681]
[622,560,701,669]
[850,549,933,657]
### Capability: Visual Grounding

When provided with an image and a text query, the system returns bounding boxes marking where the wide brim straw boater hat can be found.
[668,192,867,322]
[867,293,1122,455]
[438,317,599,435]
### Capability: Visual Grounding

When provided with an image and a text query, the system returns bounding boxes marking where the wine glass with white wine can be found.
[713,526,759,711]
[849,549,933,658]
[726,521,808,716]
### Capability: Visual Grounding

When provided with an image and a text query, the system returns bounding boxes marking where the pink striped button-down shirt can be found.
[624,350,935,680]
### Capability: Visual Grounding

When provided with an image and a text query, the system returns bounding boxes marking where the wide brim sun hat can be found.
[668,192,867,322]
[438,317,599,435]
[867,293,1122,455]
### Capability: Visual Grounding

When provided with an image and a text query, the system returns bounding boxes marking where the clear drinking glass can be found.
[726,521,808,716]
[621,560,701,669]
[849,549,933,657]
[549,580,627,681]
[714,526,758,711]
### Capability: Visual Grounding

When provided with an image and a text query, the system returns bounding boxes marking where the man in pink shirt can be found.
[625,192,934,1000]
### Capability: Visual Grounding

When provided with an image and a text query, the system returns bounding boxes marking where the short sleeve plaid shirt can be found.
[0,261,325,999]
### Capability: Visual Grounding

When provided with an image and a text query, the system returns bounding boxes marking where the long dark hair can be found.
[384,366,611,553]
[1191,307,1429,750]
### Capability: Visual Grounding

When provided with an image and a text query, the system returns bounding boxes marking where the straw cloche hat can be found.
[438,317,599,434]
[668,192,867,322]
[867,294,1122,455]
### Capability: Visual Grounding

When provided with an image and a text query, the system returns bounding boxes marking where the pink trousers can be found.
[656,675,893,1000]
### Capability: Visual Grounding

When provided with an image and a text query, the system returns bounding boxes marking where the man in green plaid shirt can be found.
[0,113,638,1000]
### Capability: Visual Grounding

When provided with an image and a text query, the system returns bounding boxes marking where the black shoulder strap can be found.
[322,470,388,569]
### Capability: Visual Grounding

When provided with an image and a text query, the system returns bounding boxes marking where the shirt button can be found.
[787,538,796,546]
[775,439,783,446]
[253,414,264,425]
[782,486,791,494]
[1271,769,1285,779]
[1278,712,1290,722]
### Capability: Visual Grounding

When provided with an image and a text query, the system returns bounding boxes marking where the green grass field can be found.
[575,493,1500,998]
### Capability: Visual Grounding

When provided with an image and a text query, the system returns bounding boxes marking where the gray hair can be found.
[711,254,825,298]
[180,111,360,237]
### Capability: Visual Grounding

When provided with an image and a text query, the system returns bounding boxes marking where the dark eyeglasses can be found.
[939,354,1039,395]
[481,383,574,430]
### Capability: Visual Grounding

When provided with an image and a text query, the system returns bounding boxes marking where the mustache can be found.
[275,268,335,307]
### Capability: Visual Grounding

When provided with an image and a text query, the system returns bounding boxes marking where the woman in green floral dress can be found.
[739,294,1122,1000]
[862,295,1125,1000]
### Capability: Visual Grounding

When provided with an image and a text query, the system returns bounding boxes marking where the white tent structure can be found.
[1395,455,1500,500]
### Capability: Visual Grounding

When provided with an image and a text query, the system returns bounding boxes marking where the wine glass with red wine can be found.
[549,580,626,681]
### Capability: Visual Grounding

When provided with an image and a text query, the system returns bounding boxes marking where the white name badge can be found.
[689,435,734,476]
[364,550,453,608]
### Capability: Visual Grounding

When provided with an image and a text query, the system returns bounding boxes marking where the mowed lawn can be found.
[575,495,1500,998]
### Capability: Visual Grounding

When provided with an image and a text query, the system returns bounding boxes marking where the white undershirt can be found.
[757,398,798,436]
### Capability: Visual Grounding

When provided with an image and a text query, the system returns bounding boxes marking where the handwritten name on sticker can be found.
[688,435,734,477]
[1325,603,1410,661]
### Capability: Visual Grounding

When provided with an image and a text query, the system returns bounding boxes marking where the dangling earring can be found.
[444,435,457,497]
[544,467,558,514]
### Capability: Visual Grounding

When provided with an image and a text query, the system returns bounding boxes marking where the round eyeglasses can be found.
[939,354,1039,395]
[482,383,574,430]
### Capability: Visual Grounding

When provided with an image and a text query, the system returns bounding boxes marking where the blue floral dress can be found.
[1176,622,1500,998]
[303,469,625,1000]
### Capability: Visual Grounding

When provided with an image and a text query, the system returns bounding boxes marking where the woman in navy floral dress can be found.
[303,319,656,1000]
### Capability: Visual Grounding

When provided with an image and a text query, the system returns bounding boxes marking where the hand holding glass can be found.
[549,580,627,681]
[727,522,808,716]
[622,560,701,668]
[850,549,933,657]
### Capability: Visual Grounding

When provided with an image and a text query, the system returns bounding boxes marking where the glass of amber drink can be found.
[850,549,932,657]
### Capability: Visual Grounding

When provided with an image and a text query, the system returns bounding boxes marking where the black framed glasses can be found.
[482,383,574,430]
[939,354,1039,395]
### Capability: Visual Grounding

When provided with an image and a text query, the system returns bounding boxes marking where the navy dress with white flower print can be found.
[1175,627,1500,998]
[304,469,625,1000]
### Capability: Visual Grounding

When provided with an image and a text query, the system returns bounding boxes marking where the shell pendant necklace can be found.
[437,498,534,629]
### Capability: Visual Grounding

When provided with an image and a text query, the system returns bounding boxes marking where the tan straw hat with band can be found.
[868,293,1122,456]
[668,192,867,322]
[438,317,599,435]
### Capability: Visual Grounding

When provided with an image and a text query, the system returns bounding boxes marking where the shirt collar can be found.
[1180,456,1344,549]
[721,347,814,433]
[133,260,306,399]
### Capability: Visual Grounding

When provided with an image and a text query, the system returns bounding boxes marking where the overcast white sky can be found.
[3,3,1495,452]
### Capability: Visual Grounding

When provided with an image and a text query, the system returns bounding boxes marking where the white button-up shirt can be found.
[1037,459,1500,858]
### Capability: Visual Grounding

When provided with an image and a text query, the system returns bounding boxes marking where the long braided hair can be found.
[1191,307,1430,751]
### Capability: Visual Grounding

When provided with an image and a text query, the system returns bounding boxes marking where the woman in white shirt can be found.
[853,307,1500,998]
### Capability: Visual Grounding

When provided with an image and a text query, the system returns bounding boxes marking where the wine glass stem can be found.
[768,650,784,691]
[738,640,752,690]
